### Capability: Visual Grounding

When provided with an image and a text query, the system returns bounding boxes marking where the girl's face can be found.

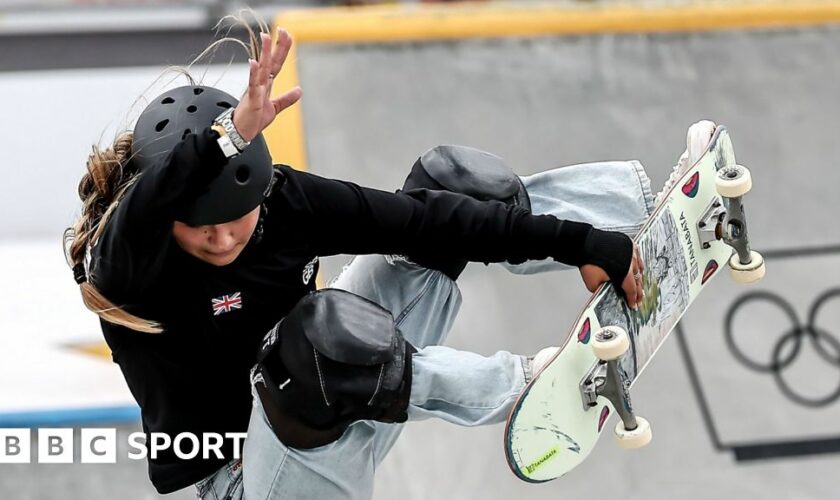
[172,207,260,266]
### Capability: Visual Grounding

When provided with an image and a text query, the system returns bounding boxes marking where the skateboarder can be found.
[63,26,713,499]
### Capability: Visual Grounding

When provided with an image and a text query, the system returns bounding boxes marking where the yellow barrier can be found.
[277,2,840,44]
[267,1,840,169]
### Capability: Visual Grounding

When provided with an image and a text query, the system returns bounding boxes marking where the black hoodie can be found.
[89,127,622,494]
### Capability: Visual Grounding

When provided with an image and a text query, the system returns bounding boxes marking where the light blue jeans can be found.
[194,160,655,500]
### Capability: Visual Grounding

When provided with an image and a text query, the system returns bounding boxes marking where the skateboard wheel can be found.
[715,165,752,198]
[591,327,630,361]
[614,416,652,449]
[729,250,765,284]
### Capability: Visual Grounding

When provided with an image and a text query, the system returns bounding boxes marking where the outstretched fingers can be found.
[245,32,279,109]
[270,28,292,78]
[247,58,264,101]
[272,87,302,114]
[257,32,272,87]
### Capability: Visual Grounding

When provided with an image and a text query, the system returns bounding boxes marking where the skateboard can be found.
[504,125,765,482]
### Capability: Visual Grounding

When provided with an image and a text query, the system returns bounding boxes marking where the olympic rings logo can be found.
[724,288,840,408]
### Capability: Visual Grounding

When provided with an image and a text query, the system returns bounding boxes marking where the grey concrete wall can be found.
[299,28,840,500]
[301,28,840,250]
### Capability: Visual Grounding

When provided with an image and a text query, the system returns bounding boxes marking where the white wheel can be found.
[729,251,765,284]
[591,327,630,361]
[715,165,752,198]
[614,416,652,449]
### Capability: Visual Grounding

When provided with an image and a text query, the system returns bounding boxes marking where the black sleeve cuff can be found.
[582,228,634,284]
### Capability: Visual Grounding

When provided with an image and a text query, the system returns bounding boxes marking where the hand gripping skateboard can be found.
[504,125,765,482]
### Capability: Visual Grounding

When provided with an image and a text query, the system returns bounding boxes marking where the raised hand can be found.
[233,27,302,143]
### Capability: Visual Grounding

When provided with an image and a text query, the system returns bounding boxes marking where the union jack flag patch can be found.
[212,292,243,316]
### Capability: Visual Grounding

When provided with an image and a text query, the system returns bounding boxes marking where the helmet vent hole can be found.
[155,119,169,132]
[217,101,232,109]
[181,129,191,140]
[161,97,175,104]
[235,166,250,184]
[193,88,204,95]
[186,105,197,113]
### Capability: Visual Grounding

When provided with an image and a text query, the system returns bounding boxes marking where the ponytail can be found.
[64,132,163,334]
[64,9,274,334]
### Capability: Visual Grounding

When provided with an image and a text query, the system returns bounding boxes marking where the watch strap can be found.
[211,123,240,158]
[214,107,250,152]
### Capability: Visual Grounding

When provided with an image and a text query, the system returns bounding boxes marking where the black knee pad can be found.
[254,290,414,449]
[403,145,531,211]
[401,145,531,280]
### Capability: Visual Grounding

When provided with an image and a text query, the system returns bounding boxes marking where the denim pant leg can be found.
[504,160,656,275]
[327,255,463,350]
[232,160,657,499]
[362,160,657,464]
[327,256,522,466]
[241,392,379,500]
[195,457,243,500]
[239,257,477,500]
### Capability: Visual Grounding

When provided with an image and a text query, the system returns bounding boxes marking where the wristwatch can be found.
[210,122,239,158]
[212,107,250,158]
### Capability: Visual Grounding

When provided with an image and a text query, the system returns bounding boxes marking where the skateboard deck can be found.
[504,125,749,482]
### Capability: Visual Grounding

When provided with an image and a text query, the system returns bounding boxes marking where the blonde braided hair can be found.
[64,132,163,333]
[64,9,271,334]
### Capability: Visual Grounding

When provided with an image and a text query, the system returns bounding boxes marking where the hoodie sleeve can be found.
[269,166,602,268]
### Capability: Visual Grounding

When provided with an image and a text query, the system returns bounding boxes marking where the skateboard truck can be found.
[697,164,766,283]
[579,327,652,448]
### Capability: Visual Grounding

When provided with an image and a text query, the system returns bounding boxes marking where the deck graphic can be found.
[593,210,689,379]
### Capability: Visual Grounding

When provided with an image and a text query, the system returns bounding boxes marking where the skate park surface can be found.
[1,2,839,498]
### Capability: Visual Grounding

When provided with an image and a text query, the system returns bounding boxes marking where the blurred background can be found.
[1,0,839,498]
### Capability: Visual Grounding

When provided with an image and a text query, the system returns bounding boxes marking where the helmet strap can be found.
[251,203,267,245]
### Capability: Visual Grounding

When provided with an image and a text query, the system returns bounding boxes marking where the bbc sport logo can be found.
[0,429,247,464]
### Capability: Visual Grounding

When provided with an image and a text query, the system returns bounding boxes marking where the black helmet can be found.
[132,85,274,226]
